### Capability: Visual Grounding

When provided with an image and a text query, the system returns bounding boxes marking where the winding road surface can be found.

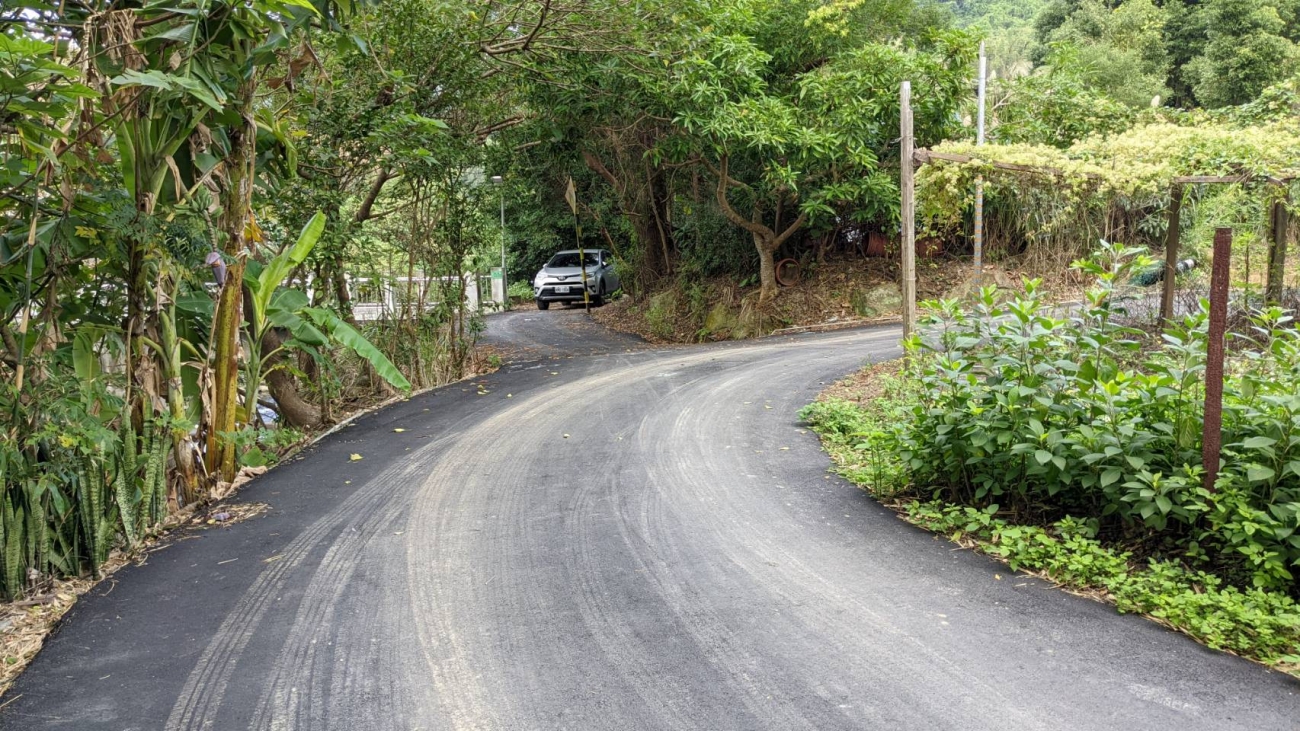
[4,309,1299,730]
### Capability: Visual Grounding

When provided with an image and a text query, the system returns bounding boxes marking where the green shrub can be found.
[799,400,870,441]
[802,243,1300,667]
[889,241,1300,590]
[0,367,173,597]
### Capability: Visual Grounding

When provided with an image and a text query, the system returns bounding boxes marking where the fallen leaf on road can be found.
[349,454,363,461]
[393,428,406,433]
[563,434,570,438]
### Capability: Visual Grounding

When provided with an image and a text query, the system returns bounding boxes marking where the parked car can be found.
[532,249,620,310]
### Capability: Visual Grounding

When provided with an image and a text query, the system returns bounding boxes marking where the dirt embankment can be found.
[592,257,977,343]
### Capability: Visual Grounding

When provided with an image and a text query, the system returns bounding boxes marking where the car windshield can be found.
[546,252,598,268]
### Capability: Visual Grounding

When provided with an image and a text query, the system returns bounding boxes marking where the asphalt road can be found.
[4,309,1299,730]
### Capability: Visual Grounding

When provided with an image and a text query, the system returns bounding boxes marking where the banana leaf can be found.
[303,307,411,392]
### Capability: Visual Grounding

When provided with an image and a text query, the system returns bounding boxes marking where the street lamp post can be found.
[490,175,508,310]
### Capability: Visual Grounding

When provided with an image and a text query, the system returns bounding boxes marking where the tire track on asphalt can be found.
[249,479,413,729]
[404,355,670,728]
[642,353,1046,728]
[165,440,452,731]
[400,330,891,730]
[173,329,888,731]
[566,367,741,730]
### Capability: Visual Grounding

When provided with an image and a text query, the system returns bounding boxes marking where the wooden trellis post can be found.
[1267,196,1289,305]
[900,81,917,338]
[1160,184,1184,324]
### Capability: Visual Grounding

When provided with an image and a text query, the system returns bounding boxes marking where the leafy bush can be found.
[507,281,534,301]
[893,241,1300,590]
[0,369,172,598]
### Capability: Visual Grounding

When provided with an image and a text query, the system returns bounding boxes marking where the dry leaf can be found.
[349,454,363,461]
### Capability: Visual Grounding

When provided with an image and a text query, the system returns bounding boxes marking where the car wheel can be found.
[591,280,605,307]
[536,299,550,310]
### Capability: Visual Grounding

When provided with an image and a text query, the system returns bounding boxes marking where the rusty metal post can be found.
[1202,227,1232,492]
[1160,184,1183,325]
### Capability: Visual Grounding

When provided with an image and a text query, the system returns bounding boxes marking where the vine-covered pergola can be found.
[901,119,1300,325]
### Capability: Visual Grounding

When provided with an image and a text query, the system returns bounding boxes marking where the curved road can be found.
[3,310,1298,730]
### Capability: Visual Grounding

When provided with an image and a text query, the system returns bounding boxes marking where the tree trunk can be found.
[755,234,778,304]
[159,278,199,506]
[207,80,257,483]
[261,329,323,429]
[713,155,806,306]
[583,149,674,290]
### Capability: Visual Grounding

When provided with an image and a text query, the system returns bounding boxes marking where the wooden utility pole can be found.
[1160,184,1184,325]
[900,81,917,337]
[1267,196,1288,305]
[1202,227,1232,493]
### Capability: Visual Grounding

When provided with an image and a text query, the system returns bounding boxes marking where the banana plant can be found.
[242,212,410,427]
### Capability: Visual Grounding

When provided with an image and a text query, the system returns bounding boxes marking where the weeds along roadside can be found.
[801,243,1300,675]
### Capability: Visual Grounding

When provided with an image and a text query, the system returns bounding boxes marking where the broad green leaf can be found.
[72,328,100,384]
[256,212,325,326]
[267,307,328,347]
[271,288,310,313]
[1247,466,1276,483]
[304,308,411,391]
[1242,436,1278,450]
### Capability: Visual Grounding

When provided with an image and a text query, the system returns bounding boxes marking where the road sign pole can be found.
[500,188,508,310]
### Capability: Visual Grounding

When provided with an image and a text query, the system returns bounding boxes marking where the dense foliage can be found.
[812,244,1300,593]
[0,0,583,598]
[802,244,1300,668]
[6,0,1300,603]
[510,0,976,302]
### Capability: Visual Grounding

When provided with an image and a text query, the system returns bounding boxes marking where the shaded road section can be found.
[3,309,1299,730]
